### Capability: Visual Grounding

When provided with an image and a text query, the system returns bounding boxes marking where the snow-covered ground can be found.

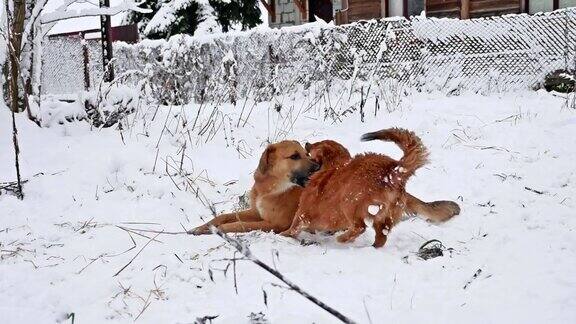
[1,90,575,323]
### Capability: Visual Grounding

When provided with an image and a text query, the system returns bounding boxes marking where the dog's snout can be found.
[310,161,321,172]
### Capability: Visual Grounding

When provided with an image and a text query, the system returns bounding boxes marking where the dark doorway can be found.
[308,0,333,22]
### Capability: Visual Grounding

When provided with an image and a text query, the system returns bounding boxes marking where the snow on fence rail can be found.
[43,8,576,100]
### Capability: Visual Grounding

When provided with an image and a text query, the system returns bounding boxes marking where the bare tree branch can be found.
[208,227,358,324]
[40,1,151,25]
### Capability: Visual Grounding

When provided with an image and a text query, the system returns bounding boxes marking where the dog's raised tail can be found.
[361,128,429,178]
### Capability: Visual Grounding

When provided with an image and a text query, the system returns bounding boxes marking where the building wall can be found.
[407,0,425,16]
[269,0,306,28]
[529,0,553,13]
[389,0,404,17]
[560,0,576,9]
[347,0,381,21]
[269,0,575,27]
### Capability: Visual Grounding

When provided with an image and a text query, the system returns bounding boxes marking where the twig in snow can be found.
[207,226,358,324]
[0,179,28,197]
[524,186,546,195]
[362,296,373,324]
[134,293,152,321]
[77,253,109,275]
[74,217,96,233]
[174,253,184,263]
[120,221,161,226]
[66,313,75,324]
[179,141,187,174]
[195,315,219,324]
[232,251,239,294]
[116,226,163,243]
[113,231,162,277]
[117,226,187,235]
[463,269,482,290]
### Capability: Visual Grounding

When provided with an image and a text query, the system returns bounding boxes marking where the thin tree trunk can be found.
[10,104,24,200]
[8,0,26,112]
[5,0,25,199]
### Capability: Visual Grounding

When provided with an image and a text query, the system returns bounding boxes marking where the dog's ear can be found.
[257,146,276,174]
[305,142,312,153]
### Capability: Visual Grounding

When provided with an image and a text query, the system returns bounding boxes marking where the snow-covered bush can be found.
[84,83,143,128]
[111,8,576,106]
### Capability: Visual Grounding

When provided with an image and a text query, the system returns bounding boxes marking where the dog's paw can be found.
[279,230,297,238]
[188,226,211,235]
[336,234,348,243]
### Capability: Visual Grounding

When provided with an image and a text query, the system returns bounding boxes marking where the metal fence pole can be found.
[82,41,91,90]
[100,0,114,81]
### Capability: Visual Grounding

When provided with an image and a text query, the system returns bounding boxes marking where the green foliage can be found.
[162,2,203,39]
[123,0,161,36]
[125,0,262,39]
[544,70,575,93]
[124,0,202,39]
[209,0,262,32]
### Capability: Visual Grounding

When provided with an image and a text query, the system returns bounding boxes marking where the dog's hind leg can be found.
[189,209,261,235]
[372,205,400,248]
[372,216,394,248]
[280,212,309,238]
[336,214,366,244]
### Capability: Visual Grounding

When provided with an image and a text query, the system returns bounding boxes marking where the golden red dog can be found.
[281,128,459,248]
[189,140,319,235]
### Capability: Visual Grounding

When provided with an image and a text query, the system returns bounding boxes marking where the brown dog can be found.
[301,139,460,223]
[281,128,459,248]
[189,140,319,235]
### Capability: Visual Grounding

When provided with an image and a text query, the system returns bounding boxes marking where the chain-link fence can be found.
[42,37,103,95]
[43,8,576,100]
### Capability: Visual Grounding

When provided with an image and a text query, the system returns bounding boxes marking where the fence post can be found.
[83,41,91,91]
[460,0,470,19]
[99,0,114,81]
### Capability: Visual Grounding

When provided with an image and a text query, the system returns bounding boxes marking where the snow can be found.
[44,0,129,35]
[142,0,221,37]
[42,0,150,25]
[144,0,194,36]
[368,205,380,216]
[193,1,220,37]
[1,90,576,323]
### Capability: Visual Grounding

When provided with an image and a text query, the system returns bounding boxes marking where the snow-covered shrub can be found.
[32,96,88,127]
[544,69,575,93]
[110,8,576,104]
[84,83,143,128]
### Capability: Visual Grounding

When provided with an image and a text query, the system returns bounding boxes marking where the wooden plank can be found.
[426,1,460,18]
[335,10,348,25]
[428,0,521,18]
[470,0,519,11]
[403,0,408,17]
[347,0,381,21]
[427,3,460,12]
[461,0,470,19]
[426,0,460,13]
[426,0,459,5]
[384,0,389,17]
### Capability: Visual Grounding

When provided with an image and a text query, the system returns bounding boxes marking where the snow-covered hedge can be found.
[43,8,576,100]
